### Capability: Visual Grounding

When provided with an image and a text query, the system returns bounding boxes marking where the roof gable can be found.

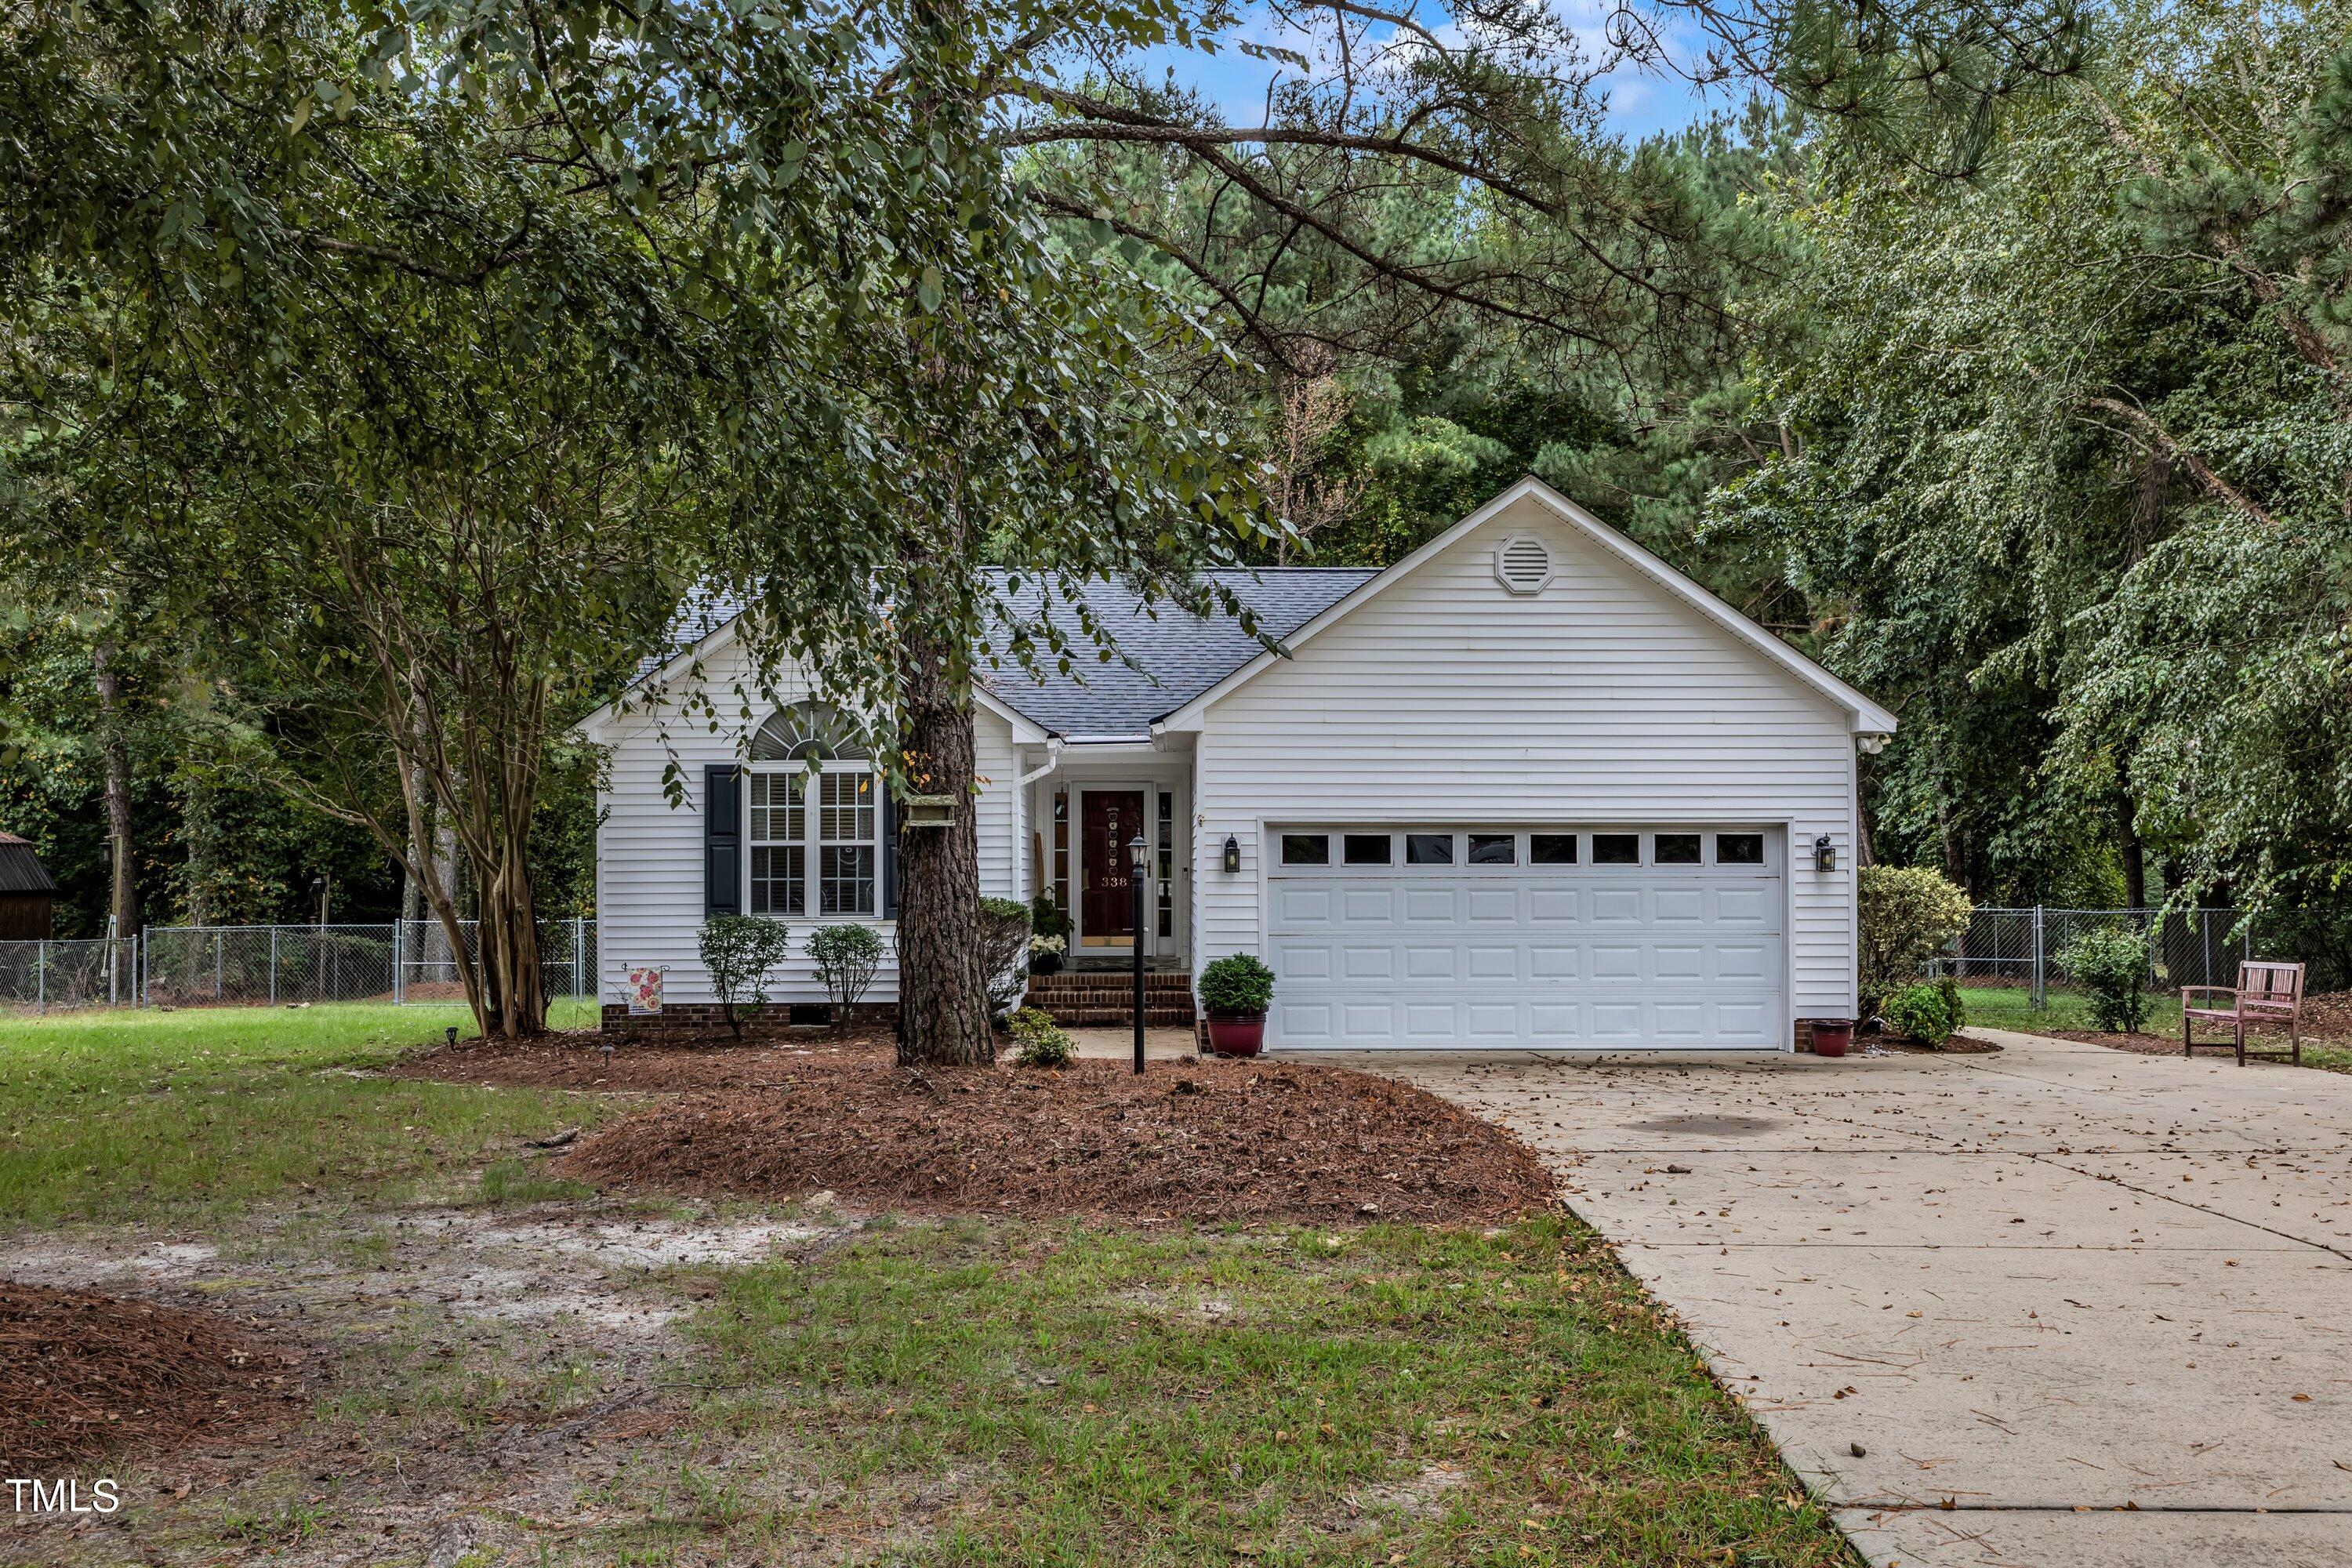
[1154,477,1898,736]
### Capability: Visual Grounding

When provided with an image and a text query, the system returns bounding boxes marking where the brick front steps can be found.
[1023,971,1196,1028]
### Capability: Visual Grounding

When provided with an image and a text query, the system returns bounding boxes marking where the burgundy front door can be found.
[1080,790,1144,946]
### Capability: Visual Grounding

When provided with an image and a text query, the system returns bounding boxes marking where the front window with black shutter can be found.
[749,764,878,918]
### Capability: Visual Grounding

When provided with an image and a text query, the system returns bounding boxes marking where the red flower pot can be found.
[1205,1011,1266,1058]
[1809,1020,1853,1058]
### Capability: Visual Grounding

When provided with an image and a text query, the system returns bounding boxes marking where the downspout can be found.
[1017,738,1065,906]
[1017,736,1064,789]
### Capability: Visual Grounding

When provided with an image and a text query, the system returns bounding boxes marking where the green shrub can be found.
[1858,866,1974,1020]
[807,923,887,1028]
[1882,983,1958,1046]
[697,915,795,1038]
[2064,926,2152,1032]
[1198,953,1275,1014]
[1008,1006,1074,1067]
[980,897,1033,1019]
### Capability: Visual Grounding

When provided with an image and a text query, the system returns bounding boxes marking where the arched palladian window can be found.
[746,702,879,916]
[748,699,868,762]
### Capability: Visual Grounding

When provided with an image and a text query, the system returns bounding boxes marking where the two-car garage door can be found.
[1266,827,1784,1049]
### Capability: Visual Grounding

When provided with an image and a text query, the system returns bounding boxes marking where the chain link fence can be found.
[0,938,140,1011]
[0,920,594,1013]
[1944,906,2251,1007]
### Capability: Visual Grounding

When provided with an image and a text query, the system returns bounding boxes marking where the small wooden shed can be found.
[0,832,58,940]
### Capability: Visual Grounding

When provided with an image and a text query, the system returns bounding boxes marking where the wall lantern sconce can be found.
[1813,834,1837,873]
[900,793,956,830]
[1222,834,1241,874]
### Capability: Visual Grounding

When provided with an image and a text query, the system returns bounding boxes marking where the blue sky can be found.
[1137,1,1727,143]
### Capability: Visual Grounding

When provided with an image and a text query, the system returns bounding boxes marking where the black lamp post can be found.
[1128,830,1148,1076]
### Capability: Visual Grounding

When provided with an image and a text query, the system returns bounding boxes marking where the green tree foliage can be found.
[1717,1,2352,941]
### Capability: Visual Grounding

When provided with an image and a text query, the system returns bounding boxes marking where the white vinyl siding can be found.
[1189,492,1859,1040]
[590,637,1021,1007]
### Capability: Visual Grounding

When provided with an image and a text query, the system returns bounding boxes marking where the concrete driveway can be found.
[1364,1030,2352,1568]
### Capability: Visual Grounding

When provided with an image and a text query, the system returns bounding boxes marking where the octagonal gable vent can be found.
[1494,533,1554,594]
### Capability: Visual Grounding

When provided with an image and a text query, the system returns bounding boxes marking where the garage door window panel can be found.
[1656,833,1702,864]
[1531,833,1578,865]
[1467,834,1516,865]
[1593,833,1640,864]
[1406,833,1454,866]
[1343,833,1393,866]
[1718,833,1765,865]
[1281,833,1330,866]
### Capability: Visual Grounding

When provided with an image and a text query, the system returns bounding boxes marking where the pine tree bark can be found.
[93,641,140,939]
[894,618,993,1066]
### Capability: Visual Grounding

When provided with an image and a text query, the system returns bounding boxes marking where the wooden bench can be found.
[2183,961,2305,1065]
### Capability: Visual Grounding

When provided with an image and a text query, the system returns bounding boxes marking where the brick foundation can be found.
[599,1002,899,1034]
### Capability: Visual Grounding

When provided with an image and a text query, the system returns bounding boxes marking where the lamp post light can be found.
[1128,831,1149,1076]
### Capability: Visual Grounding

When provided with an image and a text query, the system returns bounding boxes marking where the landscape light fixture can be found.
[1129,832,1149,1076]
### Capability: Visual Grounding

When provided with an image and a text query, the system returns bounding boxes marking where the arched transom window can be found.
[746,702,879,916]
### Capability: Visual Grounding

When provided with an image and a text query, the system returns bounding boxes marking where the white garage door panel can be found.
[1266,828,1784,1051]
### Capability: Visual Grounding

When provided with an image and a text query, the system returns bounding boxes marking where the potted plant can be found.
[1198,953,1276,1058]
[1029,932,1067,975]
[1809,1019,1853,1058]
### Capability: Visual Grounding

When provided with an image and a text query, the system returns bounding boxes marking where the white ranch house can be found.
[579,477,1896,1050]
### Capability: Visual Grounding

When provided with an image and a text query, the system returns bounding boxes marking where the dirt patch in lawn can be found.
[562,1056,1555,1225]
[392,1022,896,1091]
[0,1282,303,1466]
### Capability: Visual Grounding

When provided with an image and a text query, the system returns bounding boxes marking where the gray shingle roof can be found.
[632,568,1375,739]
[978,568,1374,735]
[0,833,57,897]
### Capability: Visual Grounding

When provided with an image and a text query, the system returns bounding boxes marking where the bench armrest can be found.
[2182,986,2239,1007]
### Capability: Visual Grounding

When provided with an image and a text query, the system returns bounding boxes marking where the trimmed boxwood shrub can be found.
[1883,982,1960,1046]
[1198,953,1275,1015]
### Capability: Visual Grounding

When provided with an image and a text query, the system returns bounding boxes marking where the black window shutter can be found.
[880,789,900,917]
[705,764,742,916]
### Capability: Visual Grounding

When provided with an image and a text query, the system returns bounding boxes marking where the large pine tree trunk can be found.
[895,619,993,1067]
[93,640,139,1005]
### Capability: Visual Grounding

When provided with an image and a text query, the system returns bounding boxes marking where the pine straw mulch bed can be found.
[2,1282,305,1466]
[390,1022,897,1091]
[557,1054,1557,1226]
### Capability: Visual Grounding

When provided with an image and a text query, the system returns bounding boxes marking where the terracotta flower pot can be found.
[1809,1020,1853,1058]
[1205,1011,1266,1058]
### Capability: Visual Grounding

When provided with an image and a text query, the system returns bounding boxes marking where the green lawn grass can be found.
[0,1000,600,1225]
[1955,984,2183,1036]
[673,1217,1854,1567]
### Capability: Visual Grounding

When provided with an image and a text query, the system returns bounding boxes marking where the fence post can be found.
[573,916,585,1003]
[36,939,45,1013]
[394,920,405,1005]
[2030,906,2045,1011]
[269,927,278,1007]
